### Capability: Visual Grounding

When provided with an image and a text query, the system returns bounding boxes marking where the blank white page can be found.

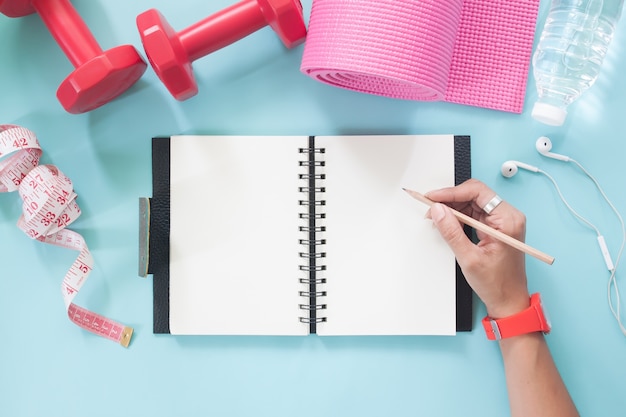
[169,135,308,335]
[315,135,457,336]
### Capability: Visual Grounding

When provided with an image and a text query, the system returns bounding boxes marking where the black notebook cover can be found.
[147,135,473,334]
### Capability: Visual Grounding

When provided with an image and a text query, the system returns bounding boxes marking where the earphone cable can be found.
[570,159,626,335]
[537,169,602,237]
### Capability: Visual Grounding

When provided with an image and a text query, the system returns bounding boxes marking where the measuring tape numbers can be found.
[0,124,133,347]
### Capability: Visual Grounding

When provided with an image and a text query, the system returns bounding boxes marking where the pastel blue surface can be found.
[1,0,625,415]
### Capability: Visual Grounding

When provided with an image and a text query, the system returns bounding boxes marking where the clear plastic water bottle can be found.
[531,0,624,126]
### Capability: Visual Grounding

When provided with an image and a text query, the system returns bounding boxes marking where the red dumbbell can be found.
[0,0,147,114]
[136,0,306,101]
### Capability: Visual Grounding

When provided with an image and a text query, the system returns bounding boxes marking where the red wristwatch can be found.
[482,293,551,340]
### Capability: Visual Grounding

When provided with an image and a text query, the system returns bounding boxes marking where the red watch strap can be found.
[482,293,548,340]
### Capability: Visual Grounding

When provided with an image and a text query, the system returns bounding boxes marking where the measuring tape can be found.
[0,124,133,347]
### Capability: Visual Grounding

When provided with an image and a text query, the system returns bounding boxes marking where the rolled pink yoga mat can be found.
[301,0,541,113]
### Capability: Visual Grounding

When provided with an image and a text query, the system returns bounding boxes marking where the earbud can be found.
[500,160,540,178]
[535,136,570,162]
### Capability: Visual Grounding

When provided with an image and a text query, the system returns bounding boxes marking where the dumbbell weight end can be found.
[58,45,147,114]
[137,9,197,101]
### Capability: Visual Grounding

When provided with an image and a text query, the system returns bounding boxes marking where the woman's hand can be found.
[425,179,530,318]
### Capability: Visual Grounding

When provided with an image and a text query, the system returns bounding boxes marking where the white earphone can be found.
[500,160,539,177]
[535,136,570,162]
[502,137,626,336]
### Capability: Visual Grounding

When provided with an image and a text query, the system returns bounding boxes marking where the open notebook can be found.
[143,134,472,335]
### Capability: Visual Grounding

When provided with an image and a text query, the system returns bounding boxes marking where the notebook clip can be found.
[138,197,151,278]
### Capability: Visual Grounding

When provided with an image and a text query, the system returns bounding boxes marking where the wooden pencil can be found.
[403,188,555,265]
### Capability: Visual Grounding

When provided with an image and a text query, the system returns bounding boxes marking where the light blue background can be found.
[1,0,625,415]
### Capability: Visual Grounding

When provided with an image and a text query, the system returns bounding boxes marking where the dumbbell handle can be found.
[180,0,267,62]
[32,0,102,67]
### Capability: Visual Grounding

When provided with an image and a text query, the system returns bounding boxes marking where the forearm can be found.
[499,333,579,417]
[426,181,578,415]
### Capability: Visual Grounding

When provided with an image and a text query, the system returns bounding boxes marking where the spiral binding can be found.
[298,139,327,330]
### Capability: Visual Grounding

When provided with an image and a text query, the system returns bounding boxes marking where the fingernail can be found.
[431,203,446,223]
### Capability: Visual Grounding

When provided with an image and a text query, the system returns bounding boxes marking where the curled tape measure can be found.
[0,125,133,347]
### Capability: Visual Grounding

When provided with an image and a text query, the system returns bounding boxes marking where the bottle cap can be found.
[531,102,567,126]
